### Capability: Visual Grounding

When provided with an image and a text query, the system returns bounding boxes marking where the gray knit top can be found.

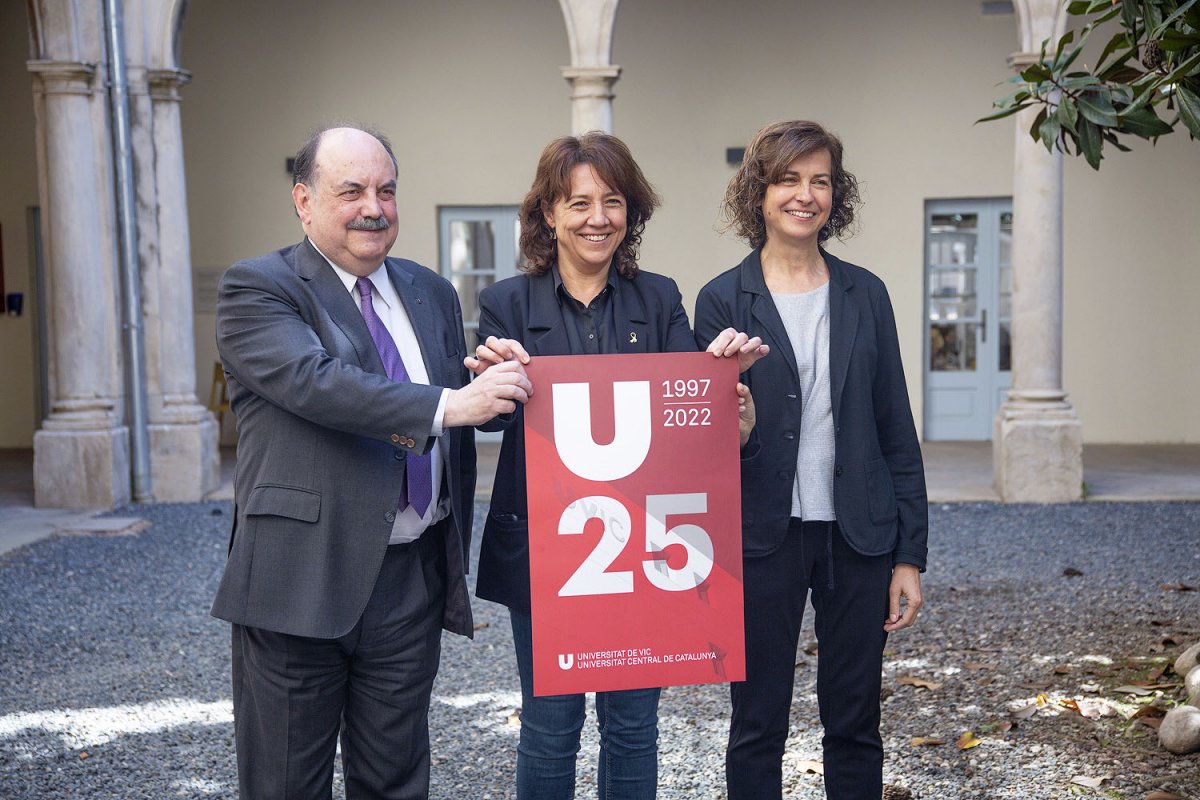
[771,283,836,522]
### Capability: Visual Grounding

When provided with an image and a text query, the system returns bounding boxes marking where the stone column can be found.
[560,66,622,135]
[993,36,1083,502]
[28,59,131,508]
[144,68,219,501]
[558,0,621,135]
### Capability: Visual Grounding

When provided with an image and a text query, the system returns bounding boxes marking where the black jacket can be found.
[474,268,696,612]
[693,248,928,568]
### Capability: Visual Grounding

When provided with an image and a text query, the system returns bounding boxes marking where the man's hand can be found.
[884,564,923,632]
[737,382,756,447]
[444,360,533,427]
[706,328,770,373]
[464,336,531,377]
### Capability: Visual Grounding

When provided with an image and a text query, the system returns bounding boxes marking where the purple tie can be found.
[356,278,433,517]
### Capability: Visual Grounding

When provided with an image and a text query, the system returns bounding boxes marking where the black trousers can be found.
[727,520,892,800]
[231,522,447,800]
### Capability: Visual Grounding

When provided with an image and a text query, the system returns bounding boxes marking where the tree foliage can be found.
[981,0,1200,169]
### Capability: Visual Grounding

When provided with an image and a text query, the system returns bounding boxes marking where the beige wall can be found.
[1062,133,1200,441]
[180,0,571,440]
[0,2,42,448]
[1,0,1195,448]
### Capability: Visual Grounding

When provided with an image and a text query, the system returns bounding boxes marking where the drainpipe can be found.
[103,0,153,503]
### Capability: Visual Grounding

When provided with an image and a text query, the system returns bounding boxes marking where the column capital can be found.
[560,65,622,98]
[1006,51,1042,71]
[27,60,97,95]
[148,68,192,102]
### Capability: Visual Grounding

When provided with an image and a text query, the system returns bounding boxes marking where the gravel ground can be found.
[1,501,1198,799]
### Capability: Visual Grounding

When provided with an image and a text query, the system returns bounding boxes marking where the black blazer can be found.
[474,268,696,612]
[693,249,928,569]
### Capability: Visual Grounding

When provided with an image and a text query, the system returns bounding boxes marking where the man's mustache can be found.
[348,216,391,231]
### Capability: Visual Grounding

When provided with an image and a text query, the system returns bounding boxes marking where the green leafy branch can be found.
[980,0,1200,169]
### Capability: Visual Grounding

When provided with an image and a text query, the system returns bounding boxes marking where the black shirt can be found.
[551,264,619,355]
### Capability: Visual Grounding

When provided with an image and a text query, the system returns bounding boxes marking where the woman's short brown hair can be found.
[519,132,660,278]
[724,120,861,249]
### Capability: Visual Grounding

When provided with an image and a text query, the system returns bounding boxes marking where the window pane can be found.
[928,267,978,320]
[449,220,496,272]
[998,321,1011,372]
[452,272,495,333]
[928,213,978,265]
[930,323,977,372]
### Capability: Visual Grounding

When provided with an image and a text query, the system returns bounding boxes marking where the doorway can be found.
[923,198,1012,440]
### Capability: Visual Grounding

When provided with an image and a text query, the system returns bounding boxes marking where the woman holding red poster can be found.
[693,120,929,800]
[466,132,764,800]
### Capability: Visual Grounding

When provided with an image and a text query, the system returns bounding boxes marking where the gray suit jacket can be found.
[211,239,476,638]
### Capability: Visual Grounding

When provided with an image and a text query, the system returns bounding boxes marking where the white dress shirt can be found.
[313,240,450,543]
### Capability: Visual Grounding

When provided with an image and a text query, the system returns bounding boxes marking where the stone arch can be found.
[147,0,188,71]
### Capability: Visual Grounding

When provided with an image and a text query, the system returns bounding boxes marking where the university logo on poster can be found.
[523,352,745,696]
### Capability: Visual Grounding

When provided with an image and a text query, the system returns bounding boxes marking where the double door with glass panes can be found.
[923,199,1012,440]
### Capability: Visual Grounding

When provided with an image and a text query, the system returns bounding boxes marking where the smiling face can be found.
[545,163,628,279]
[760,149,834,249]
[292,127,399,277]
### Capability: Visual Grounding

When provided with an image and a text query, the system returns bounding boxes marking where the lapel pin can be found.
[629,332,638,344]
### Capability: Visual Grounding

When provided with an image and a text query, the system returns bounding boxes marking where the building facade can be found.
[1,0,1197,508]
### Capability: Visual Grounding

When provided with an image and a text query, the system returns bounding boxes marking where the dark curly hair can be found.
[518,132,660,279]
[724,120,860,249]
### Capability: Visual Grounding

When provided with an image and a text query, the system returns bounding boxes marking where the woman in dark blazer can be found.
[694,120,928,799]
[467,132,763,800]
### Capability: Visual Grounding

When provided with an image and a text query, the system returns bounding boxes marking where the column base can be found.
[149,414,220,502]
[993,398,1083,503]
[34,426,131,509]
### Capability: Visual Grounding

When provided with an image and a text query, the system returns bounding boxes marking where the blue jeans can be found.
[509,607,660,799]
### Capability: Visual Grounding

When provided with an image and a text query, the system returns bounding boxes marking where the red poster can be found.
[524,352,745,696]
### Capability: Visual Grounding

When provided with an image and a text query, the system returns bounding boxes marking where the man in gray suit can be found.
[212,126,531,799]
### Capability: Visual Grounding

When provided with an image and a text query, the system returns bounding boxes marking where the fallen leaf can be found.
[963,661,993,671]
[1053,664,1071,674]
[1018,680,1052,690]
[1146,792,1185,800]
[1114,685,1155,696]
[1161,634,1183,646]
[1135,716,1163,730]
[79,752,89,760]
[1071,775,1106,788]
[1036,693,1049,708]
[897,675,943,690]
[909,736,945,747]
[1080,682,1101,693]
[1060,699,1081,714]
[506,710,521,728]
[976,675,995,686]
[797,759,823,775]
[473,622,490,631]
[1129,704,1167,719]
[956,731,982,750]
[1062,567,1083,577]
[1147,666,1165,681]
[1129,682,1179,690]
[1161,583,1199,592]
